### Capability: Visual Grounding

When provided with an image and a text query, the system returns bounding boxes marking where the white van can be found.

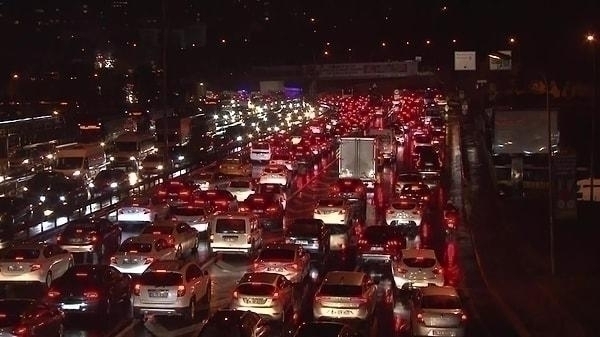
[250,142,272,162]
[110,132,156,166]
[54,143,107,183]
[209,213,262,256]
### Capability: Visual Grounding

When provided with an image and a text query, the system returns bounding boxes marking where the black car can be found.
[89,169,132,196]
[0,298,65,337]
[284,218,330,258]
[294,321,358,337]
[196,309,270,337]
[0,197,33,241]
[24,172,88,215]
[57,218,122,259]
[47,264,132,316]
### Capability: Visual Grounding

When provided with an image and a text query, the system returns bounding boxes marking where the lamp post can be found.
[586,33,597,202]
[544,74,555,276]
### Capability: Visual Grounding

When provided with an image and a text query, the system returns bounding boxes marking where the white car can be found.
[411,286,467,337]
[269,153,297,172]
[250,244,310,284]
[139,221,199,258]
[393,248,444,290]
[258,164,289,187]
[0,242,73,286]
[170,204,211,236]
[313,198,350,225]
[117,196,170,224]
[395,172,424,195]
[225,178,255,201]
[385,198,423,227]
[110,235,177,274]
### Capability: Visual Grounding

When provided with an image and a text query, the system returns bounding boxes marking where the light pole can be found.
[544,74,555,276]
[586,33,597,202]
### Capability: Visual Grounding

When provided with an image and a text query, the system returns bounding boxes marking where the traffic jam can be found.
[0,90,465,337]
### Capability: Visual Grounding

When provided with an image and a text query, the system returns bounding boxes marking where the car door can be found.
[185,263,206,299]
[176,223,194,252]
[297,248,310,279]
[43,246,62,277]
[53,245,71,275]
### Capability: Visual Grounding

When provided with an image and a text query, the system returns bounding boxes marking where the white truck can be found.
[339,137,377,189]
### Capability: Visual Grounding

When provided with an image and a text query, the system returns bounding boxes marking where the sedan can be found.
[0,298,65,337]
[0,242,73,286]
[188,171,218,191]
[170,204,212,237]
[238,193,284,230]
[392,248,445,290]
[89,168,135,196]
[224,178,255,202]
[313,198,351,225]
[218,157,251,177]
[385,198,423,229]
[397,182,432,206]
[394,172,424,195]
[411,286,467,337]
[193,189,238,214]
[250,244,310,284]
[140,221,199,258]
[231,272,295,322]
[47,264,132,316]
[117,195,170,225]
[0,197,33,242]
[284,218,330,258]
[57,218,122,257]
[110,236,177,274]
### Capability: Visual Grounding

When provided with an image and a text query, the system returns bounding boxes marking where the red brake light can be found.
[158,190,167,195]
[417,313,424,323]
[47,289,61,298]
[144,257,154,264]
[272,291,279,300]
[12,326,28,336]
[397,267,408,274]
[84,291,99,299]
[177,285,186,297]
[30,264,41,272]
[358,239,367,245]
[180,190,190,196]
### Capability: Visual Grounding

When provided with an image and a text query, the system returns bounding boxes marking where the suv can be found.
[284,218,330,258]
[210,213,262,256]
[313,271,376,326]
[132,259,211,321]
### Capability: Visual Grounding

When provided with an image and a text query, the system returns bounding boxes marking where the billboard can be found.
[493,110,559,155]
[454,51,476,71]
[317,61,418,79]
[489,50,512,71]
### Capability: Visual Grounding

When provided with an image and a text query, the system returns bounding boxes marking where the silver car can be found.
[385,198,423,227]
[110,235,177,274]
[170,204,211,237]
[411,286,467,337]
[0,242,73,286]
[133,259,211,321]
[250,244,310,284]
[313,271,376,323]
[140,221,199,258]
[225,178,255,202]
[230,272,295,322]
[393,248,445,290]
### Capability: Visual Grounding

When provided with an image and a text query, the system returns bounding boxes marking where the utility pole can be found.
[545,76,555,276]
[591,39,597,202]
[161,0,170,163]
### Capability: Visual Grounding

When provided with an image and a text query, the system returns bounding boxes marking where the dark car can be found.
[192,189,238,213]
[357,225,405,263]
[398,182,432,206]
[0,298,65,337]
[89,169,131,197]
[47,264,132,316]
[24,172,88,215]
[0,197,33,241]
[155,180,195,205]
[196,309,270,337]
[57,218,122,258]
[284,218,330,258]
[238,193,284,230]
[294,321,358,337]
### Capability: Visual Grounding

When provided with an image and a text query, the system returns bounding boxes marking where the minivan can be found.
[209,213,262,256]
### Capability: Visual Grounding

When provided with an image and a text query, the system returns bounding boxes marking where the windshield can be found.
[140,272,183,286]
[171,206,206,217]
[317,199,344,208]
[0,248,40,260]
[391,202,416,210]
[144,154,163,162]
[95,170,119,180]
[119,241,153,253]
[252,143,269,150]
[215,219,246,233]
[229,181,250,188]
[422,295,462,309]
[115,141,138,152]
[403,257,436,268]
[319,284,362,297]
[142,226,173,235]
[55,157,83,169]
[257,248,294,261]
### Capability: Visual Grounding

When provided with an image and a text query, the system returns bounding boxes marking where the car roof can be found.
[239,272,280,285]
[261,243,298,251]
[402,248,437,259]
[322,271,365,285]
[126,234,162,244]
[420,285,460,297]
[146,259,188,272]
[5,242,49,250]
[146,220,178,228]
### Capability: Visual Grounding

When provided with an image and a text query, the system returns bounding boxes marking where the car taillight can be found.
[314,209,321,214]
[386,209,395,214]
[177,285,186,297]
[110,256,116,264]
[358,239,367,245]
[461,313,468,321]
[314,296,325,303]
[11,326,28,336]
[354,296,368,303]
[133,284,141,296]
[417,313,424,323]
[90,236,98,242]
[397,267,408,274]
[56,235,62,242]
[209,234,214,243]
[30,264,41,272]
[84,291,99,299]
[144,257,154,264]
[338,209,346,214]
[47,289,61,298]
[239,207,249,212]
[180,190,190,196]
[158,190,167,195]
[272,291,279,300]
[387,240,400,246]
[233,290,238,299]
[267,206,278,213]
[168,236,175,245]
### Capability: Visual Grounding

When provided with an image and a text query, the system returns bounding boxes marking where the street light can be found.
[586,33,596,202]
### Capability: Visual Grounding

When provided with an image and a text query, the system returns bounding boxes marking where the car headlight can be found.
[157,165,164,170]
[109,156,115,161]
[129,156,136,161]
[110,182,118,188]
[178,155,185,161]
[128,172,138,185]
[39,195,46,202]
[73,170,81,176]
[22,186,28,191]
[46,154,54,159]
[59,195,66,201]
[43,209,53,217]
[88,182,95,188]
[22,159,30,164]
[138,165,143,169]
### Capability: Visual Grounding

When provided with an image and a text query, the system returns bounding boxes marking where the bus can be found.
[109,132,156,166]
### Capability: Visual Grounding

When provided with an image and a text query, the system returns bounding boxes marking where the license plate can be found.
[149,291,168,298]
[371,247,384,251]
[432,330,454,336]
[267,267,283,272]
[243,298,264,304]
[329,309,355,316]
[224,236,238,242]
[295,240,308,244]
[62,304,81,310]
[413,282,428,287]
[123,259,137,265]
[7,265,21,271]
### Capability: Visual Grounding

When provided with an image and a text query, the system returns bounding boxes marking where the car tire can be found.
[45,271,53,287]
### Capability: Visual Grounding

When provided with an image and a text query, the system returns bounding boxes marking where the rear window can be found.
[215,219,246,233]
[1,248,40,260]
[257,248,294,261]
[421,295,462,309]
[403,257,436,268]
[287,222,319,236]
[317,199,344,208]
[229,181,251,188]
[119,241,153,253]
[252,143,270,150]
[363,226,395,241]
[398,175,421,183]
[63,268,102,285]
[142,226,173,235]
[264,167,283,174]
[141,272,183,286]
[327,224,349,234]
[224,158,242,164]
[391,202,416,210]
[319,284,362,297]
[171,206,207,217]
[414,135,431,144]
[236,283,275,296]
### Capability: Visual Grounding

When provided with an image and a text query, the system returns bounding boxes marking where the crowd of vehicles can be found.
[0,90,469,337]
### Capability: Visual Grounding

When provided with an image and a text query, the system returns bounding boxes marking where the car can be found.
[155,180,195,205]
[255,183,287,210]
[224,178,255,202]
[269,152,297,172]
[411,144,436,167]
[140,221,199,258]
[89,168,135,196]
[23,173,88,216]
[132,259,211,321]
[230,272,295,322]
[170,204,212,237]
[250,142,272,162]
[209,213,262,256]
[258,164,290,186]
[188,171,218,191]
[357,225,405,263]
[0,298,65,337]
[0,197,33,242]
[193,189,238,213]
[46,264,132,315]
[392,248,445,290]
[140,153,168,177]
[250,244,310,284]
[196,309,270,337]
[218,157,251,177]
[294,321,358,337]
[284,218,330,257]
[410,286,467,337]
[116,195,170,224]
[110,236,177,274]
[313,271,376,324]
[329,178,366,200]
[313,198,351,225]
[395,172,424,195]
[0,242,73,286]
[57,218,122,258]
[385,198,423,229]
[397,182,432,206]
[238,193,284,231]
